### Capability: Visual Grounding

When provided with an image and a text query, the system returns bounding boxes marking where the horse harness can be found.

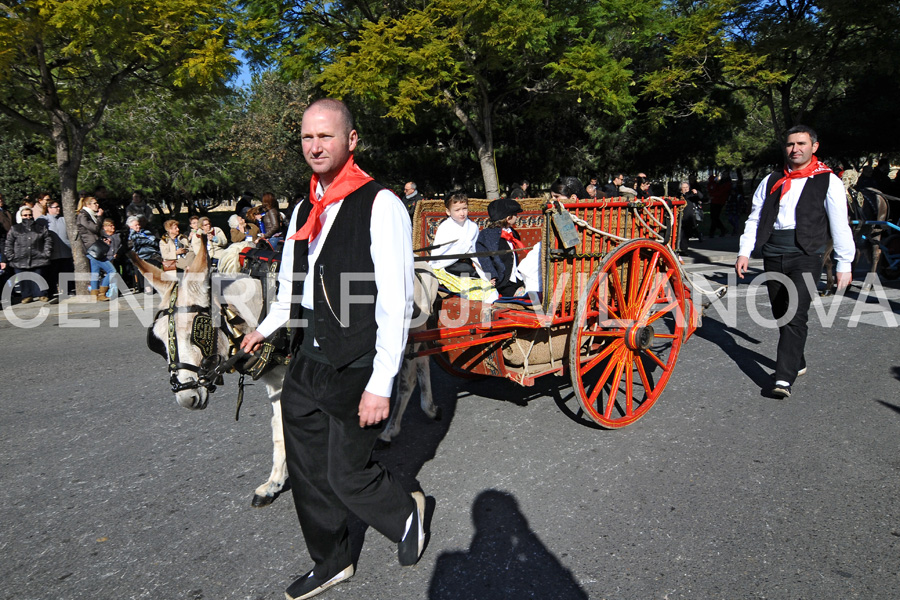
[147,280,289,409]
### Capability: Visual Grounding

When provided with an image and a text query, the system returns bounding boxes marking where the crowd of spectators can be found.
[0,189,288,305]
[2,162,891,305]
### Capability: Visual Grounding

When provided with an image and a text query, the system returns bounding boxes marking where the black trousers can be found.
[47,257,75,296]
[709,203,727,236]
[280,353,414,578]
[762,253,824,384]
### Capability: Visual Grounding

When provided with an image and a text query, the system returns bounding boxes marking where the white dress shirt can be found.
[256,182,414,397]
[738,172,855,272]
[429,217,484,275]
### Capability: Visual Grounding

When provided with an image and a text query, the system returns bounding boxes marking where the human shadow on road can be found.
[693,314,774,389]
[428,490,589,600]
[876,400,900,416]
[892,366,900,382]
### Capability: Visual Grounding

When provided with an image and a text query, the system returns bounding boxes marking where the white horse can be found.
[133,245,288,507]
[133,244,439,506]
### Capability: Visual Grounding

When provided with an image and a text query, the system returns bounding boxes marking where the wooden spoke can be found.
[569,240,686,429]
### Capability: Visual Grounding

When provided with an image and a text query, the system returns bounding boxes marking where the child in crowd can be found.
[126,216,161,293]
[430,191,498,303]
[100,218,123,298]
[187,214,202,248]
[476,198,526,298]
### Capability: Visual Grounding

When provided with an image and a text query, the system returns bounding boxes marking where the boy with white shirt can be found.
[430,191,498,303]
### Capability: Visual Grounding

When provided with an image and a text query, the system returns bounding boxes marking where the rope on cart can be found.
[629,209,665,242]
[561,206,630,243]
[555,197,676,244]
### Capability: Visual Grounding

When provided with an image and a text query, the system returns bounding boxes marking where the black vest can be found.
[753,171,832,256]
[289,181,382,368]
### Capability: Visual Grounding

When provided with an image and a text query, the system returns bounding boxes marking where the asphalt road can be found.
[2,270,899,600]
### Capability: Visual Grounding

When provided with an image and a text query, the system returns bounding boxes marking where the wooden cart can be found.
[411,195,704,428]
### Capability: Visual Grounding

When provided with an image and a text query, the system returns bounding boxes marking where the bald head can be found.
[306,99,355,137]
[302,98,359,188]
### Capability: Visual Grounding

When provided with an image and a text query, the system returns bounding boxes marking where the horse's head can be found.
[133,239,229,409]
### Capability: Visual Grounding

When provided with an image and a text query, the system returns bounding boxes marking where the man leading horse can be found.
[240,98,427,599]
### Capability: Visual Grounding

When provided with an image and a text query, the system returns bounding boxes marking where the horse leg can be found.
[863,239,883,293]
[416,356,440,421]
[378,355,417,443]
[251,378,288,507]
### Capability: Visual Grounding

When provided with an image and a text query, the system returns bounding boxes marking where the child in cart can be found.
[477,198,530,298]
[430,191,499,303]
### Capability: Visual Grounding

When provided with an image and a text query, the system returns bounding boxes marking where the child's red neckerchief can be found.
[500,228,524,250]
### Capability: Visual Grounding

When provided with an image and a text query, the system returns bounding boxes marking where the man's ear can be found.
[812,141,820,154]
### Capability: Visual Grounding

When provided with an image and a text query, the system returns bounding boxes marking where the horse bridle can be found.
[147,282,225,394]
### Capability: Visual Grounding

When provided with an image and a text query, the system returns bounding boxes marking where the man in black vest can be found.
[735,125,854,399]
[242,99,425,599]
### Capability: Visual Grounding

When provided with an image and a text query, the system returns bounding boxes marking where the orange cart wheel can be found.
[568,239,687,428]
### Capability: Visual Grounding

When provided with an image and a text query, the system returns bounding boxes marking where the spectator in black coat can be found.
[3,206,51,303]
[403,181,422,218]
[509,180,530,199]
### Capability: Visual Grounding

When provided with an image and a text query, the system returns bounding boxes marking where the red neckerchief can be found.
[500,228,524,250]
[289,155,373,242]
[770,155,833,200]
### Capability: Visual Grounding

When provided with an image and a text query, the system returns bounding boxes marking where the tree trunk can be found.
[445,92,500,199]
[53,123,91,297]
[476,144,500,200]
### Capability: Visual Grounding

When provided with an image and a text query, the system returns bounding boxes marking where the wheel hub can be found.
[625,324,655,351]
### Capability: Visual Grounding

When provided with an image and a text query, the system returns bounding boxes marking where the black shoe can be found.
[771,383,792,398]
[284,565,354,600]
[398,491,426,566]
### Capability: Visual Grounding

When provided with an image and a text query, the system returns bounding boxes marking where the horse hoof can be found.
[431,406,442,421]
[251,494,276,508]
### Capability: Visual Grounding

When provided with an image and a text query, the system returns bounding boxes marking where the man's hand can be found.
[358,391,390,428]
[836,271,852,291]
[240,330,265,354]
[735,255,750,279]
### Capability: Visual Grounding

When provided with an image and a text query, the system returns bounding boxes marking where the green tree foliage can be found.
[0,119,57,207]
[0,0,237,291]
[725,0,900,140]
[226,71,313,198]
[626,0,900,171]
[243,0,641,198]
[78,89,243,216]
